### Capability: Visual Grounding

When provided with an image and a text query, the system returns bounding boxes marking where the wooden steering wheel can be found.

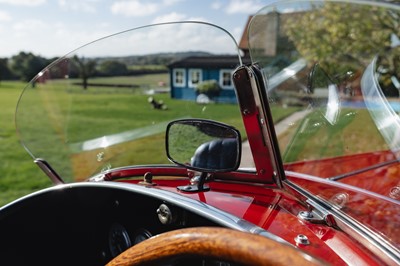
[106,227,325,266]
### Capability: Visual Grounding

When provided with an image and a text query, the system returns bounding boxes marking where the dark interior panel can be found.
[0,185,220,265]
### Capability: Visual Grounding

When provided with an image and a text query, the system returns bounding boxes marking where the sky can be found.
[0,0,274,58]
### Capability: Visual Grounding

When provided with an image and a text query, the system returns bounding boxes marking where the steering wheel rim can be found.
[106,227,325,266]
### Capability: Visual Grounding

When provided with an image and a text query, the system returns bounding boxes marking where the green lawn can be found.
[279,108,388,163]
[0,78,299,206]
[0,78,245,205]
[0,81,52,206]
[88,73,168,87]
[2,78,385,207]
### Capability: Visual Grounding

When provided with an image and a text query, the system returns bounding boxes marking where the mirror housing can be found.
[166,119,241,173]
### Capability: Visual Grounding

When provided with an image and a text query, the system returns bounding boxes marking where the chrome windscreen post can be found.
[233,65,284,187]
[34,158,64,185]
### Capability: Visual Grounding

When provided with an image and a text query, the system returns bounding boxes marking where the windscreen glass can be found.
[248,0,400,188]
[248,0,400,249]
[15,22,247,182]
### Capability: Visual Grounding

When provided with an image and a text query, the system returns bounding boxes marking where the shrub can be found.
[195,80,221,97]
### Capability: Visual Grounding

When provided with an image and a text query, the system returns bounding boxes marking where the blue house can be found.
[168,55,244,103]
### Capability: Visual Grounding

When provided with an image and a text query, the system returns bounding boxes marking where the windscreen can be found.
[248,0,400,184]
[15,22,247,182]
[248,0,400,250]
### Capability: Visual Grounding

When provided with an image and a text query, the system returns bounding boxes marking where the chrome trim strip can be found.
[284,179,400,266]
[286,170,400,205]
[0,181,291,247]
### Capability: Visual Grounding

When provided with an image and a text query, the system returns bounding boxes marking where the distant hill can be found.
[94,51,212,66]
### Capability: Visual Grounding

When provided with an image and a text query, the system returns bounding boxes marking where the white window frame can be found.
[219,69,233,89]
[173,68,186,87]
[188,69,202,88]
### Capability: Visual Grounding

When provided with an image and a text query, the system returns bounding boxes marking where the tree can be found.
[98,60,128,76]
[283,2,400,90]
[72,56,97,90]
[10,52,48,82]
[0,58,13,84]
[195,80,221,98]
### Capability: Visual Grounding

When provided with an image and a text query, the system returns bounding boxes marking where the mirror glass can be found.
[166,119,241,172]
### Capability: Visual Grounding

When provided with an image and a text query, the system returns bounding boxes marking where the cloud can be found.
[0,20,111,58]
[0,10,12,21]
[232,26,245,41]
[13,19,47,32]
[163,0,183,6]
[211,1,222,10]
[151,12,187,24]
[225,0,264,14]
[111,1,159,17]
[1,17,111,57]
[152,12,210,25]
[111,0,183,17]
[58,0,98,13]
[0,0,46,6]
[64,22,240,58]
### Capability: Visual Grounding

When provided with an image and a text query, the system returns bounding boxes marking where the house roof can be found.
[168,55,250,69]
[239,11,304,56]
[238,16,253,52]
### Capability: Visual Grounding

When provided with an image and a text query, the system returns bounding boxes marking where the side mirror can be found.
[166,119,241,173]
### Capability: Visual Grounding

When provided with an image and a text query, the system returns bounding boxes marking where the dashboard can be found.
[0,182,251,265]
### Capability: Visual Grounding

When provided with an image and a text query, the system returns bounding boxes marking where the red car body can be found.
[1,1,399,265]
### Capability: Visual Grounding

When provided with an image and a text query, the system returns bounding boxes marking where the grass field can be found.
[28,63,396,210]
[278,108,388,163]
[1,76,390,207]
[0,77,298,206]
[2,74,391,208]
[0,81,52,206]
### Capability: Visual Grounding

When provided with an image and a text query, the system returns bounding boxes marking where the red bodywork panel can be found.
[109,164,388,265]
[284,150,399,195]
[285,150,400,250]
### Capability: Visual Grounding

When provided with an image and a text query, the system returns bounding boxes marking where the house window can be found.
[173,69,185,87]
[220,70,233,89]
[189,69,202,87]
